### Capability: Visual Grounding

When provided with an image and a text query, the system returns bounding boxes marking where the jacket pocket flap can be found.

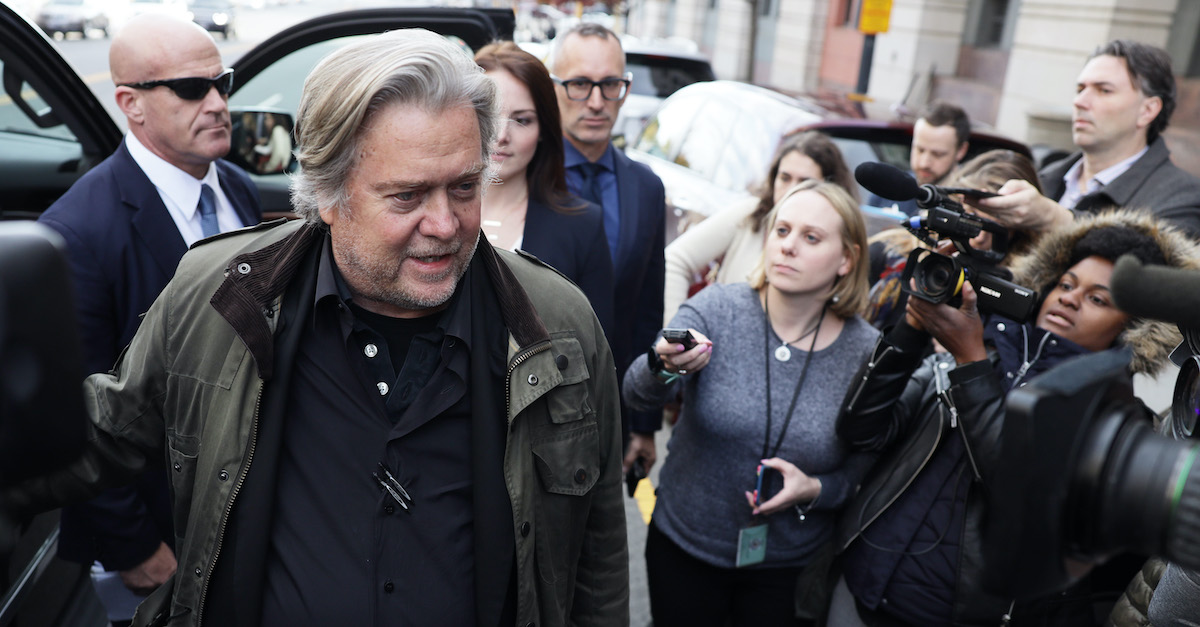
[531,421,599,496]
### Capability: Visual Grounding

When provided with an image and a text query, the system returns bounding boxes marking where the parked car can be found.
[0,5,513,625]
[626,80,1033,237]
[615,39,715,145]
[187,0,236,38]
[34,0,108,38]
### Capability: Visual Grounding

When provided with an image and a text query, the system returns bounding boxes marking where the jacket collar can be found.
[209,221,549,381]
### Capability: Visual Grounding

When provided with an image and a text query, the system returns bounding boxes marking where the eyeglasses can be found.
[118,68,234,101]
[551,73,632,101]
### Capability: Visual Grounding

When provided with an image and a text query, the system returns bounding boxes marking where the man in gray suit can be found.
[979,39,1200,239]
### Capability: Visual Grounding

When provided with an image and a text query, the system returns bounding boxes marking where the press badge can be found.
[736,523,768,568]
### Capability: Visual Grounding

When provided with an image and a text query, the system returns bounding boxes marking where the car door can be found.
[227,7,512,217]
[0,1,121,221]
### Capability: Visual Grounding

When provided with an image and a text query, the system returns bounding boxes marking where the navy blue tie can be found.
[198,184,219,238]
[575,162,619,260]
[575,162,604,208]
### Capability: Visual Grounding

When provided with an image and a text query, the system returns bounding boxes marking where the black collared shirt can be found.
[262,237,477,626]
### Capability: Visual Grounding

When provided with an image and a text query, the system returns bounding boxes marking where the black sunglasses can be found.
[119,68,234,101]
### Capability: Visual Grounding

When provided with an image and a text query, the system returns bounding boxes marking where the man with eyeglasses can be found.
[36,14,260,625]
[551,23,667,476]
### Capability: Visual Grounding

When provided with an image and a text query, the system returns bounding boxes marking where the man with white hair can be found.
[5,29,627,627]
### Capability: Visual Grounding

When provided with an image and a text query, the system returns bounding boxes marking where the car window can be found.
[0,58,78,142]
[228,36,365,120]
[626,54,714,99]
[634,90,704,162]
[0,57,88,218]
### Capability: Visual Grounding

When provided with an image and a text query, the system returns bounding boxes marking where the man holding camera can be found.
[979,40,1200,239]
[829,210,1193,626]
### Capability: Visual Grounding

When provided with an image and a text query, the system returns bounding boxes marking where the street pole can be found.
[856,33,875,95]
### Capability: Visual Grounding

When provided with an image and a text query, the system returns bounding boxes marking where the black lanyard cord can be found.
[761,294,829,460]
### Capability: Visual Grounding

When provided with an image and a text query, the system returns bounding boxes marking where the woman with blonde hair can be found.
[624,180,879,626]
[662,131,859,325]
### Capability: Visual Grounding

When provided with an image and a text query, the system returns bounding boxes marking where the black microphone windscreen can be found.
[1111,254,1200,327]
[855,162,919,201]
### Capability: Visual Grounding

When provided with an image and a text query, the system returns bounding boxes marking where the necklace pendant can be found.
[774,344,792,362]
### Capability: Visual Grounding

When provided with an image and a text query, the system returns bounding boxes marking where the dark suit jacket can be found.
[38,141,261,570]
[1040,136,1200,239]
[521,197,615,334]
[609,147,666,434]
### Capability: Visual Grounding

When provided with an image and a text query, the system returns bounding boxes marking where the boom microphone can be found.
[1111,254,1200,326]
[854,162,922,202]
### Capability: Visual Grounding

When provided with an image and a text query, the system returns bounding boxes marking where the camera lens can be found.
[1170,356,1200,439]
[912,252,964,302]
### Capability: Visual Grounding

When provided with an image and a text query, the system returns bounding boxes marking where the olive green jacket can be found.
[7,219,628,626]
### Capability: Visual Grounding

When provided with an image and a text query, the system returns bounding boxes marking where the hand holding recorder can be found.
[651,327,713,376]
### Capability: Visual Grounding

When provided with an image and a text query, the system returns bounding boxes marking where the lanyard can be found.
[761,295,828,460]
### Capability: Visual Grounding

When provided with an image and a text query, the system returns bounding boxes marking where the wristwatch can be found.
[647,346,681,385]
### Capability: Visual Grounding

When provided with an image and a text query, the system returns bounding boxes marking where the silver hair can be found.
[289,29,500,223]
[546,22,622,75]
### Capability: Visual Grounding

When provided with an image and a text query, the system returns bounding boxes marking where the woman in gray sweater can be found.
[625,180,879,627]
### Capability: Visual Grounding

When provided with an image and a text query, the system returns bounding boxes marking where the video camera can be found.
[982,254,1200,599]
[855,162,1038,322]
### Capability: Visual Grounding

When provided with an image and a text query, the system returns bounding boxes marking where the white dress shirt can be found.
[1059,146,1148,210]
[125,132,245,247]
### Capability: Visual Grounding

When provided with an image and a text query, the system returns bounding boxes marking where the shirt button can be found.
[383,580,395,593]
[218,470,229,481]
[527,374,539,386]
[556,354,568,370]
[448,338,456,348]
[996,322,1006,332]
[574,468,587,484]
[938,362,949,369]
[384,505,395,515]
[377,382,389,395]
[520,521,531,537]
[364,344,378,358]
[173,462,182,472]
[237,262,251,275]
[194,567,202,577]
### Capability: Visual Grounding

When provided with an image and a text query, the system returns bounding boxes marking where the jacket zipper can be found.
[846,388,944,548]
[935,363,982,481]
[504,341,551,422]
[196,385,263,624]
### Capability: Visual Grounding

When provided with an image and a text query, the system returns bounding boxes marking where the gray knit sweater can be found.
[624,282,879,569]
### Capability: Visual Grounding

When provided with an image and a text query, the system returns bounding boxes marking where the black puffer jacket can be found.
[834,210,1199,626]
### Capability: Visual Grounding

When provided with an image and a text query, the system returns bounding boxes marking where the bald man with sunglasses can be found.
[37,14,261,625]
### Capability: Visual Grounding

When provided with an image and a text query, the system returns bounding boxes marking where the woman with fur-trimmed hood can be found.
[826,209,1200,627]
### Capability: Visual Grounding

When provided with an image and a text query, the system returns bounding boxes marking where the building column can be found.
[867,0,970,109]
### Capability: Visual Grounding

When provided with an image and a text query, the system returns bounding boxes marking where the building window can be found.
[839,0,859,27]
[965,0,1017,48]
[1168,0,1200,77]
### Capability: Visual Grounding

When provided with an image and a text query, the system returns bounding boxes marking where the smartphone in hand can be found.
[661,328,698,350]
[626,457,647,497]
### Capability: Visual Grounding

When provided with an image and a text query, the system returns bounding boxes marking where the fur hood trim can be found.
[1008,209,1200,376]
